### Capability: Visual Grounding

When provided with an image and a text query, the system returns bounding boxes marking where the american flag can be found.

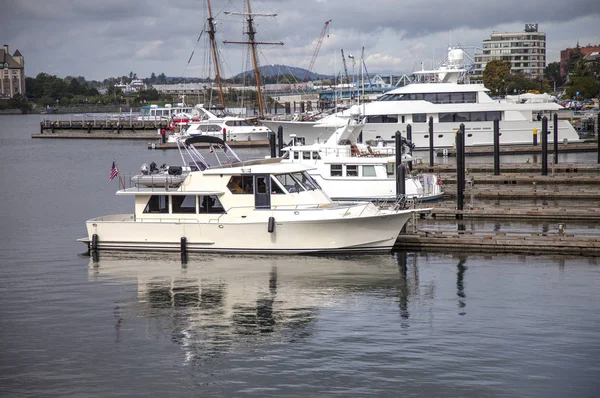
[109,160,119,181]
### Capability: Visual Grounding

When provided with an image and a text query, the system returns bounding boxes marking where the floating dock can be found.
[396,160,600,256]
[440,140,598,156]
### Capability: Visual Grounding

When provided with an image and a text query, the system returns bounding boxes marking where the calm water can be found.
[1,115,599,397]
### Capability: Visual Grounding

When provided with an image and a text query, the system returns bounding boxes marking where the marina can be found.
[3,0,600,394]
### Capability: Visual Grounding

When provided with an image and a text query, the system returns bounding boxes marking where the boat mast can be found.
[206,0,225,109]
[224,0,283,119]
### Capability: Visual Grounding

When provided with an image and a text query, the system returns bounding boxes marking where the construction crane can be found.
[361,47,372,89]
[341,49,350,85]
[303,19,332,82]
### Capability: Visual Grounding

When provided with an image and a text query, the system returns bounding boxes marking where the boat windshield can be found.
[225,120,253,127]
[273,171,320,193]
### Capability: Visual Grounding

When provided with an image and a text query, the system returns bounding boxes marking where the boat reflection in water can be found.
[88,252,436,360]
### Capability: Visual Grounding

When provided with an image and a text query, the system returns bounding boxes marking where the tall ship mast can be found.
[206,0,226,109]
[224,0,283,118]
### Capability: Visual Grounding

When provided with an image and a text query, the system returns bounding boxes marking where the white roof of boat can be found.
[386,82,489,94]
[205,159,315,174]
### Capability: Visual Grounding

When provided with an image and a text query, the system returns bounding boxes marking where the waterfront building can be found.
[0,44,25,99]
[472,24,546,82]
[560,44,600,79]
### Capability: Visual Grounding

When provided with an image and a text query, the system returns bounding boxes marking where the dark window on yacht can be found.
[303,151,311,160]
[172,195,196,214]
[366,114,398,123]
[227,175,253,194]
[439,113,454,122]
[292,172,319,190]
[410,93,424,100]
[437,93,450,103]
[455,112,470,122]
[255,175,268,194]
[467,133,473,137]
[143,195,169,214]
[463,92,476,103]
[450,92,464,103]
[275,173,305,193]
[312,151,321,160]
[401,116,405,123]
[270,177,285,194]
[207,125,222,132]
[413,114,427,123]
[199,195,224,213]
[330,164,343,177]
[424,93,437,102]
[293,151,299,160]
[346,165,358,177]
[471,112,485,122]
[487,111,501,121]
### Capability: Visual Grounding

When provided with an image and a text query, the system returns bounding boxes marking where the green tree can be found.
[482,60,511,96]
[544,62,564,89]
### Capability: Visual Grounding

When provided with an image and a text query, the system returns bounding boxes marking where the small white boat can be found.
[280,117,444,203]
[80,136,424,254]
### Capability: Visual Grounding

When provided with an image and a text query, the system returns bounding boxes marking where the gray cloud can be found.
[1,0,598,80]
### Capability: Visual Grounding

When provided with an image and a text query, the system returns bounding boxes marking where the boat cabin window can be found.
[413,114,427,123]
[386,162,395,177]
[362,165,376,177]
[199,195,224,213]
[376,92,478,104]
[293,172,321,190]
[172,195,196,214]
[439,111,502,122]
[270,177,285,194]
[313,151,321,160]
[330,164,343,177]
[366,114,398,124]
[302,151,311,160]
[227,175,253,194]
[293,151,299,160]
[144,195,170,214]
[225,120,252,127]
[346,165,358,177]
[274,173,304,193]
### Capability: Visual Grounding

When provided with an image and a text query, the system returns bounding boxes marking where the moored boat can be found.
[80,136,424,254]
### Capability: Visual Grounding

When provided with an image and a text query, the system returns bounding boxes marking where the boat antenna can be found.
[206,0,226,109]
[224,0,284,119]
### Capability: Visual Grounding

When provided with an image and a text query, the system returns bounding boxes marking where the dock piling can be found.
[277,126,284,157]
[429,116,434,167]
[456,124,465,219]
[541,116,548,176]
[406,124,413,172]
[395,131,406,199]
[533,128,538,146]
[597,113,600,164]
[493,118,500,175]
[553,113,558,164]
[269,132,276,158]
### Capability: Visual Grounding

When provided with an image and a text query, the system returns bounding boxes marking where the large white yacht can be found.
[168,105,272,142]
[280,118,444,202]
[261,48,580,148]
[80,136,421,254]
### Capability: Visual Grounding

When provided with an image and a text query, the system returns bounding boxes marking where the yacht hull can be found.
[81,209,414,254]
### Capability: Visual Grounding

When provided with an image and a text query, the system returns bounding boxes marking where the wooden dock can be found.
[396,159,600,255]
[439,140,598,156]
[395,229,600,256]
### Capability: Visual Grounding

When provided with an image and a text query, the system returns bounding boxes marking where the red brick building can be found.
[560,44,600,78]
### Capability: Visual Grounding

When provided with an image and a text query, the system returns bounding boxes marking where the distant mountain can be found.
[233,64,330,82]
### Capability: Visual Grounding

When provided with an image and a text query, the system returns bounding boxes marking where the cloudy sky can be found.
[1,0,599,81]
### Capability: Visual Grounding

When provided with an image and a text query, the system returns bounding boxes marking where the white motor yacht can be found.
[281,118,444,203]
[168,105,272,142]
[80,136,423,254]
[261,47,581,148]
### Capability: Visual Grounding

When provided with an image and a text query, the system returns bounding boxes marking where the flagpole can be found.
[113,158,125,190]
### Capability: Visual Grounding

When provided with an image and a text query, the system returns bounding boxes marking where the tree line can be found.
[483,49,599,99]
